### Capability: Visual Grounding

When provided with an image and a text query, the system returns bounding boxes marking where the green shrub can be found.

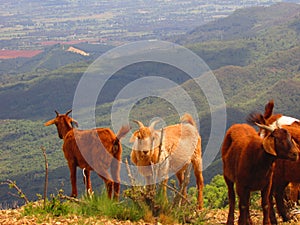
[23,190,145,222]
[203,174,228,209]
[203,174,262,210]
[80,192,145,221]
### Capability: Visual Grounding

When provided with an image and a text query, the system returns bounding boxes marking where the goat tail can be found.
[264,100,274,119]
[180,113,197,127]
[247,112,265,125]
[247,100,275,125]
[116,124,131,140]
[221,131,233,157]
[112,124,131,155]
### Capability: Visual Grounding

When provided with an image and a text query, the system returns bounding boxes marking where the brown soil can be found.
[1,207,300,224]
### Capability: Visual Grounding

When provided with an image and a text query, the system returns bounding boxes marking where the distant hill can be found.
[1,3,300,207]
[0,43,112,75]
[177,2,300,43]
[180,3,300,70]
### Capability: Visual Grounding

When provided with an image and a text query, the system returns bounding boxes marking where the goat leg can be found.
[261,186,272,225]
[192,157,204,210]
[83,169,92,196]
[98,172,113,199]
[236,185,251,225]
[68,162,78,197]
[224,176,235,225]
[275,186,291,222]
[111,159,121,200]
[269,189,278,225]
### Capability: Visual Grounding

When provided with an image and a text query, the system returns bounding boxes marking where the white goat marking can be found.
[260,116,300,138]
[270,116,300,129]
[82,168,86,184]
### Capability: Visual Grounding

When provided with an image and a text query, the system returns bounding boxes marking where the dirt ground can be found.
[1,206,300,224]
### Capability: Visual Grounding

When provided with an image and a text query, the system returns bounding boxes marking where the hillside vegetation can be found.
[1,3,300,214]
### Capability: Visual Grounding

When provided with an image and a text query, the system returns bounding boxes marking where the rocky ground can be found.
[204,209,300,224]
[1,207,300,224]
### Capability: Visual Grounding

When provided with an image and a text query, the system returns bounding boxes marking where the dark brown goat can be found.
[285,182,300,203]
[222,123,298,225]
[248,100,300,223]
[45,110,130,200]
[254,100,300,139]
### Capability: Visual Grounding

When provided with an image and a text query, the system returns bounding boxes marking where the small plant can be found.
[170,203,207,224]
[79,191,145,221]
[203,174,262,210]
[0,179,29,205]
[23,189,75,217]
[203,174,228,209]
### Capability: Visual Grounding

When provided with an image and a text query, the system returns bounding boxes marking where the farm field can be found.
[0,0,283,50]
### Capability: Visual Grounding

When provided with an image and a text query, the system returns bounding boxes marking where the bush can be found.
[80,192,145,221]
[203,174,262,210]
[23,190,145,222]
[23,191,76,218]
[203,174,228,209]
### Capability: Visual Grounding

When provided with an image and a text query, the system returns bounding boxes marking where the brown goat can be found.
[270,158,300,223]
[248,100,300,223]
[222,123,298,225]
[130,113,204,209]
[45,110,130,200]
[285,182,300,203]
[255,100,300,139]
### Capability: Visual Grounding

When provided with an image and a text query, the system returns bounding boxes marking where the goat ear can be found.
[44,119,56,126]
[66,119,76,129]
[263,136,277,156]
[71,119,78,128]
[129,131,138,143]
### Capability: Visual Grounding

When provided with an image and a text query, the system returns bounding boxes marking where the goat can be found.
[248,100,300,223]
[45,110,130,200]
[285,182,300,204]
[270,159,300,223]
[255,100,300,139]
[129,113,204,209]
[222,122,298,225]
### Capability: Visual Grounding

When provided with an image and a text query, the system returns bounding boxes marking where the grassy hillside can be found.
[179,3,300,43]
[1,3,300,207]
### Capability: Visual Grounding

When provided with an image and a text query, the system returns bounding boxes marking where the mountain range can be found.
[0,2,300,207]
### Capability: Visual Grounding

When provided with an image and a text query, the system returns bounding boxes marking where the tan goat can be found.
[130,113,204,209]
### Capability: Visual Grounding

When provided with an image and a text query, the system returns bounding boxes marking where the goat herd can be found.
[45,100,300,225]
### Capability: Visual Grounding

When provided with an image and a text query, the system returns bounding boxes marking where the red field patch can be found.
[0,50,43,59]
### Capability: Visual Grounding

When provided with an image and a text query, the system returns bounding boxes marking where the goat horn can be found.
[55,110,59,117]
[65,109,72,116]
[255,122,275,132]
[133,120,144,128]
[149,119,160,131]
